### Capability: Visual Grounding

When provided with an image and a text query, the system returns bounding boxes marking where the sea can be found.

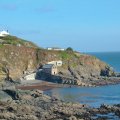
[45,52,120,108]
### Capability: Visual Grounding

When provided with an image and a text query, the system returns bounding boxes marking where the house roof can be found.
[0,31,9,35]
[43,64,55,69]
[0,31,9,37]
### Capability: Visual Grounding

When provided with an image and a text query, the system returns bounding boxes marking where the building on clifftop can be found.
[0,30,9,37]
[47,47,65,51]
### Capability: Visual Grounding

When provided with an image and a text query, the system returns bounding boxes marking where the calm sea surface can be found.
[89,52,120,72]
[45,52,120,107]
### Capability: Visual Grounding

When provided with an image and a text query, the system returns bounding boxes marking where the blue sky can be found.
[0,0,120,52]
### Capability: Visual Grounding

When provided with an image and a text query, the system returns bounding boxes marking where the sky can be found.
[0,0,120,52]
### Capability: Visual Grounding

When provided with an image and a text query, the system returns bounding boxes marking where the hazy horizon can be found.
[0,0,120,52]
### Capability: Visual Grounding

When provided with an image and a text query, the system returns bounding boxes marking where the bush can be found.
[66,47,73,52]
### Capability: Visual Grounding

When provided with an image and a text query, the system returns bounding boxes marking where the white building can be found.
[47,47,65,51]
[48,60,63,67]
[0,30,9,37]
[24,73,36,81]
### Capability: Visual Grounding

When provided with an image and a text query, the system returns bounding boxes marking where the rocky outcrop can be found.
[0,88,120,120]
[0,45,38,80]
[0,88,88,120]
[36,71,91,86]
[90,104,120,119]
[59,54,115,80]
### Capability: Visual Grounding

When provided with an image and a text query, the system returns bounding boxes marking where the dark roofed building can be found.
[42,64,58,75]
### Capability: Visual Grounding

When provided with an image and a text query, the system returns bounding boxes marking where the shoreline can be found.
[16,80,66,91]
[16,83,61,91]
[1,78,120,119]
[0,87,120,119]
[15,76,120,91]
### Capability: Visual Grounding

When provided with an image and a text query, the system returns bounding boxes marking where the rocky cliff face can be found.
[0,36,115,82]
[0,45,37,80]
[58,53,115,80]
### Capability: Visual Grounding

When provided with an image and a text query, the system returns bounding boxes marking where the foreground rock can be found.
[0,88,120,120]
[90,104,120,120]
[0,89,88,120]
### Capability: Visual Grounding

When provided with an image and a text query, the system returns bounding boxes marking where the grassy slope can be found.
[0,35,38,48]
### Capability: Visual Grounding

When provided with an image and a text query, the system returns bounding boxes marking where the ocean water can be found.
[88,52,120,72]
[45,52,120,107]
[45,84,120,108]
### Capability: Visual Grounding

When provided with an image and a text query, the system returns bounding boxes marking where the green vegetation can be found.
[59,51,78,61]
[0,44,3,48]
[59,51,72,60]
[71,62,77,68]
[66,47,73,52]
[2,35,24,45]
[1,35,38,48]
[92,56,97,59]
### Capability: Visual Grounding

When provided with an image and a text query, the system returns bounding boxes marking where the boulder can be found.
[0,91,12,102]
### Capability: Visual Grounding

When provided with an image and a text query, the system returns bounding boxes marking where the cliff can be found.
[0,35,115,82]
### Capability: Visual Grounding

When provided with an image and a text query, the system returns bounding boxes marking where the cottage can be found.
[42,64,58,75]
[0,30,9,37]
[47,60,62,67]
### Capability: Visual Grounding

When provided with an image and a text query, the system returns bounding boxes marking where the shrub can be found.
[66,47,73,52]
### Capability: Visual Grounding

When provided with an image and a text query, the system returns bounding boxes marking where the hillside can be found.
[0,35,38,48]
[0,35,115,82]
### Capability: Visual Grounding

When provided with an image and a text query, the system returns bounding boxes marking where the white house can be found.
[47,47,65,51]
[47,60,63,67]
[0,30,9,37]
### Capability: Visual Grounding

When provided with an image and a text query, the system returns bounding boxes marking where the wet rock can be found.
[68,116,77,120]
[0,88,120,120]
[0,91,12,102]
[31,89,43,98]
